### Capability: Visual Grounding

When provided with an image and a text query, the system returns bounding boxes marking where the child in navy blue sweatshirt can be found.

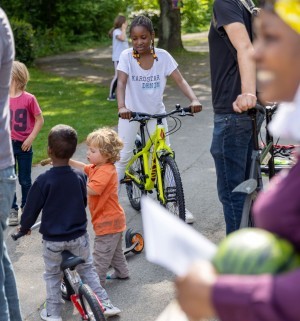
[19,124,121,321]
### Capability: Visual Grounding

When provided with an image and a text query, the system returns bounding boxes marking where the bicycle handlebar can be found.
[253,103,265,114]
[11,230,28,241]
[124,105,193,122]
[11,221,41,241]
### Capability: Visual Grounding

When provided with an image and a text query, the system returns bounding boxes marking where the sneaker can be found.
[40,308,62,321]
[102,299,121,317]
[106,272,129,280]
[185,209,195,224]
[8,209,19,226]
[107,96,116,102]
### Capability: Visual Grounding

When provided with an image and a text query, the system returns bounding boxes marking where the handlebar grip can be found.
[183,107,192,113]
[11,230,27,241]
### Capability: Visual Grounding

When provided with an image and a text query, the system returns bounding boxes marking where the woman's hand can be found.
[175,261,217,320]
[118,107,132,119]
[190,100,202,113]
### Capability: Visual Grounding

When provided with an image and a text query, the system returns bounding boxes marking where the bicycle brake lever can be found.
[179,111,193,117]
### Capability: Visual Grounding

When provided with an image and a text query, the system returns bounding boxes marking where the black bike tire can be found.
[160,155,185,221]
[61,275,74,301]
[239,191,257,228]
[79,284,106,321]
[126,155,146,211]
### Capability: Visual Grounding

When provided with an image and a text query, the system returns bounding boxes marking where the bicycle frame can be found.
[125,120,173,204]
[233,107,264,196]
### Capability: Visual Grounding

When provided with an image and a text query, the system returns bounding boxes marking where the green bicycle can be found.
[120,105,195,222]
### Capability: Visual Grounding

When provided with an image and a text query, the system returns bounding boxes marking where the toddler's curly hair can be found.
[86,127,123,163]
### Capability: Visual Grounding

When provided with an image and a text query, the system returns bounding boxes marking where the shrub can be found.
[11,19,36,66]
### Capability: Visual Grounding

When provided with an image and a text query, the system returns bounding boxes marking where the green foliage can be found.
[26,68,118,163]
[10,19,36,66]
[2,0,126,57]
[181,0,213,33]
[1,0,214,57]
[124,0,159,10]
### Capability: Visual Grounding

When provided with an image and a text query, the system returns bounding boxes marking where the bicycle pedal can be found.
[120,177,132,184]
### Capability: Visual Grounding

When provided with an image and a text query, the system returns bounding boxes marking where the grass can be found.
[27,68,118,164]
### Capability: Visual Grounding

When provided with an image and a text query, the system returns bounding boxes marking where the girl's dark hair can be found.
[129,15,154,35]
[108,15,127,38]
[48,124,77,159]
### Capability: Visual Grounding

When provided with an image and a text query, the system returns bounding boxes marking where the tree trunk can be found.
[158,0,184,51]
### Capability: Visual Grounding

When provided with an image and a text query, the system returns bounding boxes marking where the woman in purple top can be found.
[175,1,300,321]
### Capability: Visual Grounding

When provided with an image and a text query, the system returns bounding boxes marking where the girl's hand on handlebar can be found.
[118,107,132,119]
[190,100,202,113]
[233,93,257,113]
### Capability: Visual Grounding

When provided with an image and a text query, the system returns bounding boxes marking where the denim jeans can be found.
[0,166,22,321]
[12,140,33,210]
[210,113,256,234]
[43,233,108,317]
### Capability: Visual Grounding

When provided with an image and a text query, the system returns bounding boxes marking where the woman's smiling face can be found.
[254,10,300,103]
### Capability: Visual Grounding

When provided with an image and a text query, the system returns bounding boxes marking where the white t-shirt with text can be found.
[117,48,178,114]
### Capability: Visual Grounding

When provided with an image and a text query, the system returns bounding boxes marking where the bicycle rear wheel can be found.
[79,284,106,321]
[61,275,74,301]
[239,191,257,228]
[160,156,185,221]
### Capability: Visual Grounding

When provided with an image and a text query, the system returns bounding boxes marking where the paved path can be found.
[5,33,224,321]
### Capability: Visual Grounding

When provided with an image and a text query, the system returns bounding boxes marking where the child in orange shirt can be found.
[70,127,129,286]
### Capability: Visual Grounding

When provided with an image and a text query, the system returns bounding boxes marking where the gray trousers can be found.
[42,233,108,317]
[93,232,129,286]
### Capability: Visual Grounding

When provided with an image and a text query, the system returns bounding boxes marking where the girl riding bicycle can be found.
[116,15,202,193]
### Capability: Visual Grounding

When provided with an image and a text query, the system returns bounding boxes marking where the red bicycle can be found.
[12,228,106,321]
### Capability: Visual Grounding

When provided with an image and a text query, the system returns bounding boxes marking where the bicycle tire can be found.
[239,191,257,228]
[126,155,146,211]
[160,155,185,221]
[61,275,74,301]
[79,284,106,321]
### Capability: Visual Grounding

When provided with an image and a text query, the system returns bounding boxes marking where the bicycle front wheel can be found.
[160,156,185,221]
[126,155,146,211]
[239,191,257,228]
[79,284,106,321]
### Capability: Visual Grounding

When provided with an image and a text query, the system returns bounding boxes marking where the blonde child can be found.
[9,60,44,226]
[70,127,129,286]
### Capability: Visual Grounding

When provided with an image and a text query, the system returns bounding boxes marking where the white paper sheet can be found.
[141,197,217,276]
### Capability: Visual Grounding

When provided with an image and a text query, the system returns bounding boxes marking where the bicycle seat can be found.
[60,250,85,270]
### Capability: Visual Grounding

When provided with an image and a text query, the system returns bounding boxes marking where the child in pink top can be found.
[9,61,44,226]
[70,127,129,286]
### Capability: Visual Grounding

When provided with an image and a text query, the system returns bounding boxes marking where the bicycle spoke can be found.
[161,156,185,221]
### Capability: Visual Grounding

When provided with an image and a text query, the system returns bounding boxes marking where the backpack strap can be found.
[240,0,260,16]
[239,0,256,14]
